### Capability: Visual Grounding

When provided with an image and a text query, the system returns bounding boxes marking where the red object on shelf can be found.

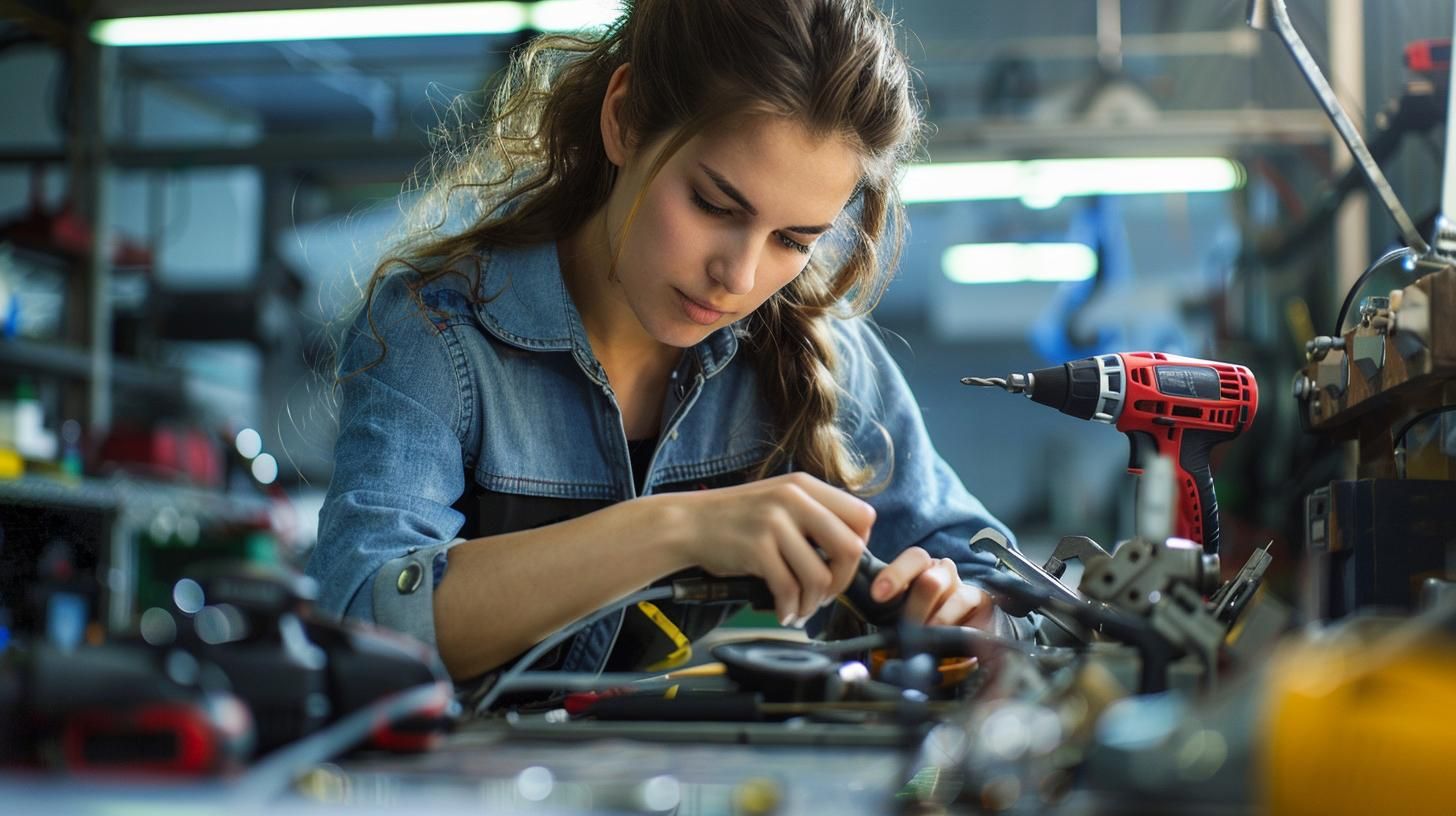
[1405,39,1451,75]
[0,165,153,267]
[98,423,224,488]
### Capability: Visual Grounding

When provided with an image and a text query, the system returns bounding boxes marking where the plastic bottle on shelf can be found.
[13,379,56,463]
[59,419,83,480]
[0,390,19,479]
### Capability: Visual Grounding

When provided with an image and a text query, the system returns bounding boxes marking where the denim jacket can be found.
[307,241,1019,679]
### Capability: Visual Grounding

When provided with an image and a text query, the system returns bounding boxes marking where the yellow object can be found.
[656,662,726,680]
[733,777,782,816]
[0,447,22,479]
[637,600,692,672]
[1262,630,1456,816]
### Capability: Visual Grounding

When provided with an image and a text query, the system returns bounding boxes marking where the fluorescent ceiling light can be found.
[902,157,1243,209]
[91,1,619,46]
[942,243,1098,285]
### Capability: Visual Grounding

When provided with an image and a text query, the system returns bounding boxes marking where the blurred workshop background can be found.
[0,0,1450,642]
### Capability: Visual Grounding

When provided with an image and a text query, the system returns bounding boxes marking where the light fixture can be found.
[941,243,1098,285]
[91,1,619,46]
[902,157,1244,209]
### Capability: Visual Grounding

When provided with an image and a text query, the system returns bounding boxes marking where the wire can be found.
[470,586,674,715]
[1332,246,1415,337]
[1393,404,1456,479]
[232,682,451,804]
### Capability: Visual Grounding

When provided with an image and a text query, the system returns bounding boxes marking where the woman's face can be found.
[606,115,863,349]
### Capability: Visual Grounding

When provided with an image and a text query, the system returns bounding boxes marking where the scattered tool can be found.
[963,352,1258,554]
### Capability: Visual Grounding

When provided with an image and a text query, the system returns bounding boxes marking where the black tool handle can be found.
[846,550,908,627]
[675,551,908,625]
[1180,429,1226,555]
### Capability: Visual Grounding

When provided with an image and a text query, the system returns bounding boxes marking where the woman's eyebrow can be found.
[699,162,834,236]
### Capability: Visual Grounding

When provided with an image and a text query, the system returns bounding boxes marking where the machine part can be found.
[1350,333,1386,381]
[964,352,1258,554]
[1305,488,1331,553]
[1393,404,1456,479]
[1208,543,1273,625]
[1305,335,1345,362]
[1079,537,1220,617]
[1147,583,1226,692]
[1357,295,1393,332]
[1043,535,1112,581]
[1291,374,1316,401]
[1331,248,1444,339]
[1314,348,1349,400]
[1390,284,1432,359]
[972,568,1181,694]
[712,642,837,703]
[1308,479,1456,618]
[1246,0,1433,257]
[1420,577,1456,610]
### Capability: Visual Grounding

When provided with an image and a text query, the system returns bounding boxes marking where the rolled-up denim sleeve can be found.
[307,275,474,648]
[831,318,1021,607]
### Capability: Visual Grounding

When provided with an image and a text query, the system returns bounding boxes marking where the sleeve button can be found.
[396,562,424,594]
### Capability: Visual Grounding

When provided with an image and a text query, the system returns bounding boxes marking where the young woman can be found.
[309,0,1023,685]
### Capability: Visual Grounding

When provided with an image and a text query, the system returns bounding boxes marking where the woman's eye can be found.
[776,232,812,255]
[691,190,732,217]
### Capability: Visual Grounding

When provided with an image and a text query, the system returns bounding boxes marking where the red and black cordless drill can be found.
[963,352,1258,555]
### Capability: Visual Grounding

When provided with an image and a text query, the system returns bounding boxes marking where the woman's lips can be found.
[675,288,729,325]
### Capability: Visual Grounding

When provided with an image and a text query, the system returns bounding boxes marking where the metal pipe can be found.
[1437,2,1456,255]
[1247,0,1433,257]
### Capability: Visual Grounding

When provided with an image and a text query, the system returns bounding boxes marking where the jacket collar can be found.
[473,242,741,380]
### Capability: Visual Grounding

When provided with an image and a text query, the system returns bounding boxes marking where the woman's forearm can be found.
[431,495,693,680]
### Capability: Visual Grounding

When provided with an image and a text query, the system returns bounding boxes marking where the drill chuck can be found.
[1023,355,1126,424]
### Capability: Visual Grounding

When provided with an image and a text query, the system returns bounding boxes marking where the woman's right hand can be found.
[660,472,875,627]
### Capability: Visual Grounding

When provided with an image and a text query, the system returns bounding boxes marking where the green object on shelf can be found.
[133,524,281,617]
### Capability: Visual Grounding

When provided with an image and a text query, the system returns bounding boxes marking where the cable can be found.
[1393,404,1456,479]
[470,586,674,715]
[1332,246,1415,337]
[231,682,451,804]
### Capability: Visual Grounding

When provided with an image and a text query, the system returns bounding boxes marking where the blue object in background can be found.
[1029,197,1128,363]
[1029,196,1193,364]
[46,592,87,651]
[1,290,17,340]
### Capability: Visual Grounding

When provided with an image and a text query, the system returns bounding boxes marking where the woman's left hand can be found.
[870,546,997,629]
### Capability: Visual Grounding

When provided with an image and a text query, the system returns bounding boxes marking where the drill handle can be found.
[1179,429,1226,555]
[1124,428,1225,554]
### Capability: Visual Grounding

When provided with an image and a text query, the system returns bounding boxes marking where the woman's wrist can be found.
[624,492,699,574]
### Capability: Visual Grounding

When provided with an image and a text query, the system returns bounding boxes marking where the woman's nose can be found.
[707,236,761,295]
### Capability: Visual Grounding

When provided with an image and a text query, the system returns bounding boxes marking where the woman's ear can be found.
[600,63,633,169]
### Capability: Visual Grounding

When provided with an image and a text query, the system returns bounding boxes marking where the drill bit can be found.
[960,376,1008,389]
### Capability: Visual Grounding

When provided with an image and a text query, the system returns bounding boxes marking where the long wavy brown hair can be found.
[355,0,924,491]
